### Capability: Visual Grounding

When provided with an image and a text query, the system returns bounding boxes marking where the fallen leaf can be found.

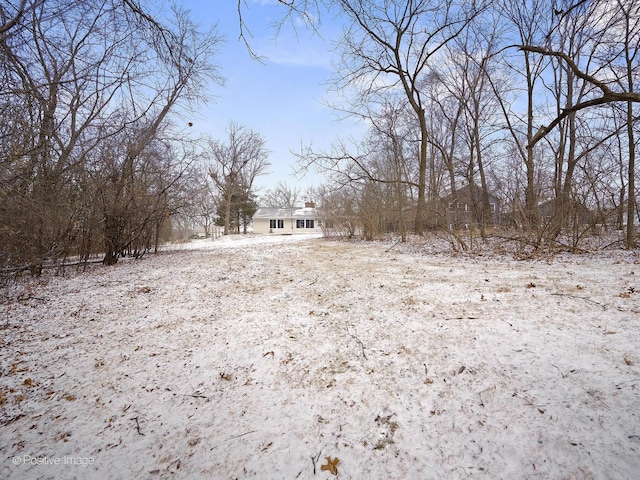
[624,357,633,366]
[321,456,340,476]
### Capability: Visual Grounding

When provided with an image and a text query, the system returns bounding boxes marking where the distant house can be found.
[252,202,323,234]
[539,198,592,226]
[440,184,502,230]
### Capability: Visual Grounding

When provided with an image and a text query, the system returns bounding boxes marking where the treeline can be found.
[2,0,639,279]
[0,0,222,274]
[285,0,639,250]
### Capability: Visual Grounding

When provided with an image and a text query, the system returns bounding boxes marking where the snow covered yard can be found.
[1,234,639,479]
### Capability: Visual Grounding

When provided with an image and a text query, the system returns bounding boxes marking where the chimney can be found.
[305,201,316,208]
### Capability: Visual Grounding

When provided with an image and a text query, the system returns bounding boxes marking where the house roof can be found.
[440,184,500,202]
[252,207,319,219]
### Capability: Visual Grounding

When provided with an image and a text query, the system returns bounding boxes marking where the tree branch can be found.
[520,44,640,147]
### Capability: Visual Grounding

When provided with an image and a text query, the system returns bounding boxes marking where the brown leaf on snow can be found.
[9,363,29,374]
[624,357,633,366]
[321,456,340,475]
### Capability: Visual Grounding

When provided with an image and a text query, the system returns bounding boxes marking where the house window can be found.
[296,219,305,228]
[306,219,314,229]
[490,203,496,212]
[270,219,276,229]
[270,219,284,229]
[278,219,284,228]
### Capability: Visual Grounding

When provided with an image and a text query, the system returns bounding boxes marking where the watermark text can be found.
[12,455,95,468]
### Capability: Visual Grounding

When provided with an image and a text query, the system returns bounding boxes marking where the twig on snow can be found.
[131,416,144,435]
[210,430,257,450]
[347,325,368,360]
[183,393,209,399]
[550,293,607,310]
[311,451,322,474]
[550,363,567,378]
[227,430,257,440]
[385,239,402,252]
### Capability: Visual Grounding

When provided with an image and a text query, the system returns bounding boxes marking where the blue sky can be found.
[181,0,364,193]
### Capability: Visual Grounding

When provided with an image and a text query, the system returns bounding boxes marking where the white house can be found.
[252,202,323,234]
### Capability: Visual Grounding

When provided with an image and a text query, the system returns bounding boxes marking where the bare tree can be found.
[614,0,640,247]
[261,181,301,208]
[185,164,218,237]
[437,15,504,239]
[495,0,553,234]
[0,0,223,271]
[206,122,270,235]
[367,99,416,240]
[425,72,465,203]
[328,0,484,233]
[516,0,640,247]
[318,185,360,238]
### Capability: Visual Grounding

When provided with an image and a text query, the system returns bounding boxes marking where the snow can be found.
[1,234,639,479]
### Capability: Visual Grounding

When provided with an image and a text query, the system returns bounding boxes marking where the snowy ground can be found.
[1,234,639,479]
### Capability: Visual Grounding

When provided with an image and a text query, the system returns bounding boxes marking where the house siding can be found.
[439,185,502,230]
[252,207,322,234]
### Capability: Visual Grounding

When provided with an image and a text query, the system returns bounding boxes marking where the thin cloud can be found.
[259,38,333,68]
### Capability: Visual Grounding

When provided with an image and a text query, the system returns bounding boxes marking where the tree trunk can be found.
[103,213,123,265]
[414,110,428,234]
[524,50,540,233]
[626,99,636,248]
